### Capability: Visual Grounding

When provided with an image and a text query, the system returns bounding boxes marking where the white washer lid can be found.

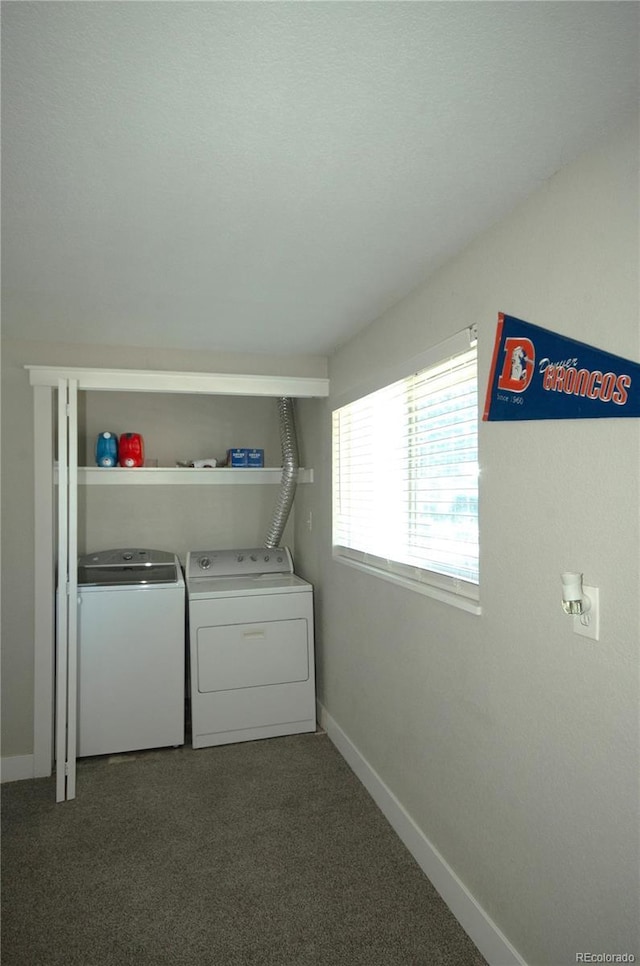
[78,549,182,586]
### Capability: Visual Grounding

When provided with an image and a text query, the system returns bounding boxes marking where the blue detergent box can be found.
[228,448,248,467]
[247,449,264,467]
[227,448,265,467]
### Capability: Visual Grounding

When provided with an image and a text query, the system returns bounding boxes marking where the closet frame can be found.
[27,365,329,801]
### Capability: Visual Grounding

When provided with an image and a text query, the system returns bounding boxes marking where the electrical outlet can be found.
[573,585,599,641]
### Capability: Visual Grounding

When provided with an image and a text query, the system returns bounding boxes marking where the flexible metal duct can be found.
[264,397,299,549]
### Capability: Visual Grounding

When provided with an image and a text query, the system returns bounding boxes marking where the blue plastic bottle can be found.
[96,432,118,467]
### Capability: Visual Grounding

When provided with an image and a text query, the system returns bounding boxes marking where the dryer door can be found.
[188,591,316,748]
[196,618,309,692]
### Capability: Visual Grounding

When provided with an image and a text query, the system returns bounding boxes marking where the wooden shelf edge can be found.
[57,466,314,485]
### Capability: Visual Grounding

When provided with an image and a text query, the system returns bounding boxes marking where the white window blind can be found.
[332,335,479,607]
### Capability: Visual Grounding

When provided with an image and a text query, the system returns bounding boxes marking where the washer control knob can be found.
[264,555,270,562]
[122,552,133,561]
[237,554,244,562]
[250,554,257,562]
[199,556,211,570]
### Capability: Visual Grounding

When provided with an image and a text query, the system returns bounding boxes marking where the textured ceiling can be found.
[2,2,638,356]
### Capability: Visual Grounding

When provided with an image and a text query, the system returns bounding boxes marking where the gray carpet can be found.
[1,733,488,966]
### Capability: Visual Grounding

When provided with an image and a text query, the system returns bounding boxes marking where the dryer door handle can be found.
[243,628,266,639]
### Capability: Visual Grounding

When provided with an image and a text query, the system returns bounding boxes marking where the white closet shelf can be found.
[63,466,314,485]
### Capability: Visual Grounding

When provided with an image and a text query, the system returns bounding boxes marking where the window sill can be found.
[332,550,482,615]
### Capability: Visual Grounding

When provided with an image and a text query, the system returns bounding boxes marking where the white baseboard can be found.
[317,702,526,966]
[1,754,35,784]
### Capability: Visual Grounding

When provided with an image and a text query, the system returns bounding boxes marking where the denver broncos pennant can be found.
[483,314,640,421]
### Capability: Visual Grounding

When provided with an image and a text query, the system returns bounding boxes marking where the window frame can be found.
[331,326,481,615]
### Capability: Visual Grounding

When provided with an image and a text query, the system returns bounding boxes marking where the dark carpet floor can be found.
[1,733,488,966]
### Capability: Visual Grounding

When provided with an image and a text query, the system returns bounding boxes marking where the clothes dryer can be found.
[186,547,316,748]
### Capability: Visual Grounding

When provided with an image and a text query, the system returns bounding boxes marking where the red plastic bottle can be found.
[118,433,144,467]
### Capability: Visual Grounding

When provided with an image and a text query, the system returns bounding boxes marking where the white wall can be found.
[296,120,640,965]
[1,339,326,759]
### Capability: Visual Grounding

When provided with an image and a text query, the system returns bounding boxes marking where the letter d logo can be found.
[497,337,535,392]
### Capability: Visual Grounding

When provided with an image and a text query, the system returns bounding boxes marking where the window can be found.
[332,328,479,612]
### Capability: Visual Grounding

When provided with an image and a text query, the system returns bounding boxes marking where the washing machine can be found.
[76,548,185,757]
[186,547,316,748]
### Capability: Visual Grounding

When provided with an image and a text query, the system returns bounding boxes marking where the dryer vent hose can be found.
[264,397,299,549]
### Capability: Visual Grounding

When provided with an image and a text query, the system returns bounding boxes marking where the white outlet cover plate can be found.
[573,585,599,641]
